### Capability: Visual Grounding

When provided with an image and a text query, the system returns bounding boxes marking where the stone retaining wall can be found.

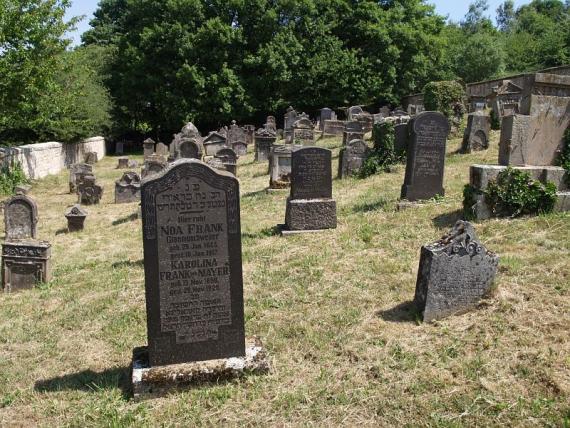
[0,137,106,180]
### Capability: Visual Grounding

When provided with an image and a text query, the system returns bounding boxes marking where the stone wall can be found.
[0,137,106,180]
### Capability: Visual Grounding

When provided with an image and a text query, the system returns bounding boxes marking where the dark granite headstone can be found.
[462,112,491,153]
[401,111,449,202]
[4,195,38,240]
[284,147,336,231]
[141,159,245,366]
[394,123,409,156]
[65,204,87,232]
[115,171,141,204]
[116,142,124,155]
[338,140,370,178]
[414,221,499,322]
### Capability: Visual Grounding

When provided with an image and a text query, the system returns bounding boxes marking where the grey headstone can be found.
[4,195,38,240]
[269,145,296,189]
[142,155,167,180]
[65,204,87,232]
[69,163,93,194]
[292,118,315,146]
[254,129,277,163]
[338,140,370,178]
[117,158,130,169]
[78,175,103,205]
[462,113,491,153]
[203,132,228,157]
[347,106,364,121]
[116,142,124,155]
[215,148,238,176]
[141,159,245,366]
[319,108,334,131]
[85,152,98,165]
[143,138,156,159]
[115,171,141,204]
[401,111,450,202]
[414,221,499,322]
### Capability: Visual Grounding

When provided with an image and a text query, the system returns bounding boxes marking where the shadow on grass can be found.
[377,301,419,324]
[352,197,389,213]
[112,213,138,226]
[242,189,269,199]
[112,259,144,269]
[242,226,280,239]
[253,171,268,178]
[432,209,464,229]
[34,366,131,399]
[55,228,69,235]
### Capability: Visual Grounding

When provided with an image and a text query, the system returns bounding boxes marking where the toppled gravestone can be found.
[414,221,499,322]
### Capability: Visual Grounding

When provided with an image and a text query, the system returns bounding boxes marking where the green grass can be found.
[0,132,568,426]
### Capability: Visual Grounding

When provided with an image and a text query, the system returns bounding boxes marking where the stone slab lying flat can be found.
[470,164,568,191]
[278,224,328,236]
[132,337,269,401]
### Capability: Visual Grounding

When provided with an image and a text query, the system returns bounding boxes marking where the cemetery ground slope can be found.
[0,133,569,426]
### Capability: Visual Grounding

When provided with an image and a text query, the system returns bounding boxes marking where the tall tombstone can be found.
[284,107,298,143]
[143,138,156,159]
[462,112,491,153]
[2,195,51,292]
[254,129,277,162]
[244,125,255,147]
[400,111,450,202]
[414,221,499,322]
[338,140,370,179]
[4,195,38,241]
[115,171,142,204]
[319,108,335,131]
[69,164,93,194]
[284,147,337,232]
[140,159,245,366]
[227,121,246,147]
[292,118,315,146]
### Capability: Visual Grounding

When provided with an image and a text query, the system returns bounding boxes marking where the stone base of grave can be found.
[132,337,269,401]
[285,198,337,231]
[397,200,425,211]
[266,187,289,193]
[400,185,445,203]
[2,240,52,292]
[278,225,328,236]
[466,164,569,220]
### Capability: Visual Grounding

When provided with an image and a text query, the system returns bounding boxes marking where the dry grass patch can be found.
[0,132,568,426]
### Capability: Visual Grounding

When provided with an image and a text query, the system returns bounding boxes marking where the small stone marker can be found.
[134,159,268,397]
[77,175,103,205]
[141,155,167,180]
[283,147,337,233]
[462,112,490,153]
[143,138,156,158]
[269,145,296,189]
[414,221,499,322]
[2,194,51,292]
[401,111,450,202]
[254,129,277,162]
[394,123,409,156]
[292,118,315,145]
[65,204,87,232]
[115,172,141,204]
[156,142,169,156]
[338,140,370,178]
[85,152,98,165]
[203,132,228,157]
[215,148,238,176]
[4,195,38,240]
[117,158,130,169]
[69,163,93,194]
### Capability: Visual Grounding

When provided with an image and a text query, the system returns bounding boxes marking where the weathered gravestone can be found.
[65,204,87,232]
[85,152,98,165]
[203,132,228,157]
[244,125,255,147]
[227,121,246,148]
[401,111,450,202]
[394,123,409,156]
[292,118,315,146]
[156,142,169,157]
[78,175,103,205]
[462,112,491,153]
[143,138,156,159]
[343,121,364,145]
[231,142,248,157]
[254,129,277,162]
[69,164,93,194]
[323,120,346,136]
[338,140,370,179]
[283,147,337,232]
[2,195,51,292]
[414,221,499,322]
[134,159,267,397]
[115,172,141,204]
[117,158,130,169]
[319,108,336,131]
[264,116,277,133]
[179,139,203,160]
[347,105,364,121]
[269,145,296,189]
[142,155,167,180]
[4,195,37,240]
[215,148,238,176]
[284,107,298,143]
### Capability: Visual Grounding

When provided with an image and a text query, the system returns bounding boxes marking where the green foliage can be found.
[485,168,557,217]
[0,162,28,196]
[558,127,570,186]
[490,109,501,130]
[455,32,505,83]
[423,81,465,119]
[359,122,404,178]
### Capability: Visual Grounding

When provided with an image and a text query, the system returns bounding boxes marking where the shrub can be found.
[359,122,405,178]
[423,81,466,120]
[490,109,501,130]
[0,162,28,195]
[485,168,557,217]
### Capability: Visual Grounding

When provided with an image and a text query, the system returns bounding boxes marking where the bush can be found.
[359,122,405,178]
[423,81,466,119]
[485,168,557,217]
[0,162,28,196]
[490,109,501,130]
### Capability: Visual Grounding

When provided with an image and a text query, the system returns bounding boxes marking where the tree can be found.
[462,0,494,33]
[496,0,515,31]
[456,33,505,82]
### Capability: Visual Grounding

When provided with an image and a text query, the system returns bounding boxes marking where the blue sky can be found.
[65,0,532,46]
